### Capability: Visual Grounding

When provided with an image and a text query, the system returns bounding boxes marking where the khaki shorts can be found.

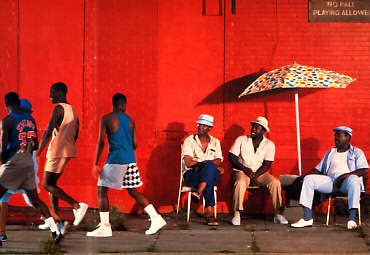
[0,153,36,191]
[44,157,71,174]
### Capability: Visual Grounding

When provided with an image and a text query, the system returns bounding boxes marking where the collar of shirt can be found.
[193,134,214,155]
[246,135,268,153]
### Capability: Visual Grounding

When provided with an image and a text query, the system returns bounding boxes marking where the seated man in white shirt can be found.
[229,117,288,226]
[181,114,223,226]
[291,126,368,229]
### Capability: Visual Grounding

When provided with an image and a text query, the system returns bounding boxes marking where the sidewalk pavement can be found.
[0,210,369,254]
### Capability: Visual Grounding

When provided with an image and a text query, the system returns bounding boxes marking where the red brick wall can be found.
[0,0,369,214]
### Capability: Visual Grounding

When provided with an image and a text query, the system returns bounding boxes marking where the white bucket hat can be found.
[196,114,214,127]
[250,116,269,132]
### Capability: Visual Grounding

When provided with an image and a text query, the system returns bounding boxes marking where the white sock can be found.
[45,217,59,234]
[100,211,110,226]
[144,204,159,219]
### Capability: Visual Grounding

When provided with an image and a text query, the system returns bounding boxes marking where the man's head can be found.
[112,93,127,112]
[20,98,32,114]
[4,92,20,112]
[333,126,352,150]
[250,116,269,139]
[196,114,214,136]
[50,82,67,104]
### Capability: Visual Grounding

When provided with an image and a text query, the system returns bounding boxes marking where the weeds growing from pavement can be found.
[39,238,65,255]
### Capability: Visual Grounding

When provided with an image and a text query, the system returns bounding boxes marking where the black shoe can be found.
[51,232,64,244]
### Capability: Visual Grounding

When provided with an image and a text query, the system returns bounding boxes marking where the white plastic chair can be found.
[176,159,217,222]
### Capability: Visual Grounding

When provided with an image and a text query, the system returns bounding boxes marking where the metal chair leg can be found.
[202,197,205,215]
[177,189,182,215]
[214,188,217,219]
[326,196,331,226]
[187,192,191,222]
[358,203,361,225]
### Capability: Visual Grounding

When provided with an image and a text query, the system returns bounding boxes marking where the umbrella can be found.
[239,62,356,176]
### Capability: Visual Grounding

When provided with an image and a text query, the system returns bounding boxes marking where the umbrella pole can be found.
[295,88,302,176]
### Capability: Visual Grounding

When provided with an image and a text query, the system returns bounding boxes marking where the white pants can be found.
[299,174,361,209]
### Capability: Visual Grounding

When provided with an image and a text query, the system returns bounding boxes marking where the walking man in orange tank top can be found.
[36,82,88,233]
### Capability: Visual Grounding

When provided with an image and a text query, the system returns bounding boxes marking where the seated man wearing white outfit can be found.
[229,117,288,226]
[291,126,368,229]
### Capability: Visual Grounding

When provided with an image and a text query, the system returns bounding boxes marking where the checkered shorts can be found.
[98,163,143,190]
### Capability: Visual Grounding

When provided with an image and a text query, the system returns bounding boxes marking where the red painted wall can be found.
[0,0,369,214]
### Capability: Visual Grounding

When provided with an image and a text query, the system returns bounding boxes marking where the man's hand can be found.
[217,166,224,174]
[334,173,351,189]
[244,169,255,180]
[92,164,102,179]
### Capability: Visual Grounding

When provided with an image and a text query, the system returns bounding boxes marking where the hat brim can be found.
[333,128,352,136]
[196,120,213,127]
[250,121,269,132]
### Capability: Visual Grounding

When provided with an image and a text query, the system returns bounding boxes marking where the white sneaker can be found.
[87,224,112,237]
[38,222,49,230]
[347,220,357,230]
[73,203,89,226]
[145,215,166,235]
[231,215,241,226]
[274,214,288,224]
[291,218,313,228]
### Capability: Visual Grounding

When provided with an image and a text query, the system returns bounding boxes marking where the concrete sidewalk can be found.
[0,212,369,254]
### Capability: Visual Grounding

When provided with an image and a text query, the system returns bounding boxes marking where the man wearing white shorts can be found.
[87,93,166,237]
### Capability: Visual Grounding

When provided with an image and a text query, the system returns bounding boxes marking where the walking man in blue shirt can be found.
[87,93,166,237]
[0,92,63,242]
[291,126,368,229]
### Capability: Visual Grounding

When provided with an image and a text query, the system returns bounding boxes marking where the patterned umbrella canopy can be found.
[239,63,356,175]
[239,63,356,97]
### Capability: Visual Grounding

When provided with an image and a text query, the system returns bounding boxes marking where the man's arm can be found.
[0,117,12,164]
[129,118,137,150]
[36,105,63,157]
[74,118,79,142]
[229,152,254,177]
[92,116,107,178]
[254,160,273,178]
[183,155,201,168]
[303,168,323,177]
[334,168,368,188]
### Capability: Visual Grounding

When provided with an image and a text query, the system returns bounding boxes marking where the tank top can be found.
[46,103,78,158]
[5,112,36,162]
[106,112,136,164]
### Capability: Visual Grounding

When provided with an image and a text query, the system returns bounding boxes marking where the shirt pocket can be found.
[209,146,216,158]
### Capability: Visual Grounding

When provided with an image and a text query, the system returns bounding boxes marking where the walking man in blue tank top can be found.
[87,93,166,237]
[0,92,63,243]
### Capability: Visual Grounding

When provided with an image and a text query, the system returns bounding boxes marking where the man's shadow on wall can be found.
[220,124,246,211]
[132,122,187,213]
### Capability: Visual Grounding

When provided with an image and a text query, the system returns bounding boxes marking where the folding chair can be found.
[326,171,368,226]
[176,159,217,222]
[326,193,362,226]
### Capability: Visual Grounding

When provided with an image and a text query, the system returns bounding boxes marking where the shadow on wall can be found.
[197,70,266,105]
[290,137,320,176]
[198,70,325,107]
[134,122,187,213]
[220,124,246,210]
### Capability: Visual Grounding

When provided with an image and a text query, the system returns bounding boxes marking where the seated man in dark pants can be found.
[181,114,223,226]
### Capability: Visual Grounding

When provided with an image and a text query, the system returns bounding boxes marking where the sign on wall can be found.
[308,0,370,22]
